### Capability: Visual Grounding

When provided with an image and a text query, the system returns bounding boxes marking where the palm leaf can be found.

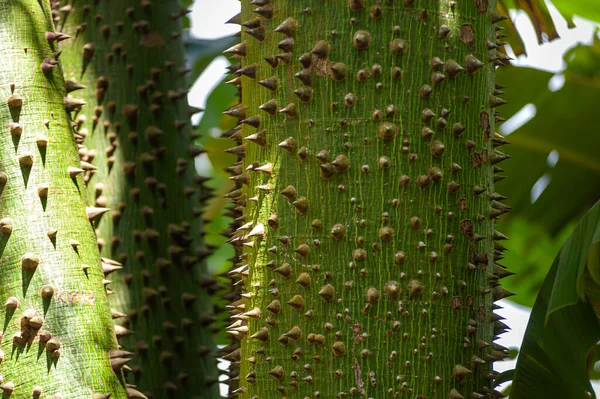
[510,201,600,398]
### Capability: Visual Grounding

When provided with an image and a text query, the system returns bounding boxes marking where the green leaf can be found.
[553,203,600,312]
[497,217,572,307]
[184,32,238,82]
[564,35,600,79]
[496,40,600,235]
[197,80,238,138]
[497,0,527,56]
[551,0,600,23]
[509,0,561,43]
[497,0,565,57]
[203,136,238,176]
[588,241,600,289]
[510,201,600,399]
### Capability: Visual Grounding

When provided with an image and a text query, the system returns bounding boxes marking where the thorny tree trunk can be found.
[225,0,513,398]
[0,0,130,398]
[53,0,222,398]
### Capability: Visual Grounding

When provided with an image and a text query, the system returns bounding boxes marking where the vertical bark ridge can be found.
[225,0,512,398]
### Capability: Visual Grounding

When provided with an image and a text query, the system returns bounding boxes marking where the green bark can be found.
[0,1,129,398]
[227,0,512,398]
[54,0,221,398]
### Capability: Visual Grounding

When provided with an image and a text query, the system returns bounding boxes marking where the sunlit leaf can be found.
[512,0,560,43]
[498,1,527,56]
[497,0,564,58]
[510,201,600,399]
[551,0,600,24]
[202,136,238,176]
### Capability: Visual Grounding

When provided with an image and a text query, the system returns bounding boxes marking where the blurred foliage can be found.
[196,78,239,346]
[184,32,238,84]
[588,344,600,380]
[181,29,239,279]
[182,12,241,342]
[198,80,238,135]
[497,1,527,56]
[511,0,562,42]
[510,201,600,399]
[497,0,575,56]
[552,0,600,24]
[496,37,600,235]
[497,218,573,307]
[495,35,600,307]
[196,79,238,278]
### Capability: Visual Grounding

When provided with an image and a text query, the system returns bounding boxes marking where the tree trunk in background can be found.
[53,0,222,398]
[227,0,512,398]
[0,1,129,398]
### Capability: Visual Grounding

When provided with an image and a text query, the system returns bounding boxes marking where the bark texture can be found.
[0,0,128,398]
[52,0,222,398]
[54,0,223,398]
[226,0,512,398]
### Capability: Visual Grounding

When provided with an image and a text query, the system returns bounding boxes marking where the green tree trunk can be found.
[54,0,222,398]
[0,1,130,398]
[226,0,512,398]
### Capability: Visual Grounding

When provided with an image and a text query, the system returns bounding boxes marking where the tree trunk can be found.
[0,1,129,398]
[53,0,222,398]
[226,0,512,398]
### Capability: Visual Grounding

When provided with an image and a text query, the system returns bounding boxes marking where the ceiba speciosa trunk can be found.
[224,0,513,398]
[0,0,129,398]
[53,0,222,397]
